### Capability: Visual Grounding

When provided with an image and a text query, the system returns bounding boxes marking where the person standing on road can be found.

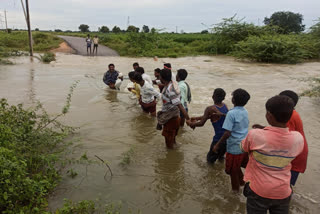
[86,34,92,55]
[93,35,99,55]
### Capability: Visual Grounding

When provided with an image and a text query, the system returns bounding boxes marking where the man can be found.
[152,68,164,92]
[86,34,92,54]
[176,69,191,127]
[133,62,139,71]
[135,67,153,85]
[93,35,99,55]
[103,64,123,90]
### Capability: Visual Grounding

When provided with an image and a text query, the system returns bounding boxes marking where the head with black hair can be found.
[212,88,226,104]
[135,67,145,74]
[176,69,188,81]
[232,88,250,107]
[279,90,299,107]
[133,62,139,71]
[265,95,294,125]
[133,72,144,86]
[108,64,115,72]
[160,68,172,84]
[164,63,172,70]
[128,71,136,82]
[154,68,161,79]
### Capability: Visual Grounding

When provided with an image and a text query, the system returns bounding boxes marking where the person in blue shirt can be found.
[213,88,250,192]
[176,69,192,127]
[103,64,122,89]
[187,88,228,163]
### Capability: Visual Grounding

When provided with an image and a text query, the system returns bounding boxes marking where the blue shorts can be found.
[290,170,300,186]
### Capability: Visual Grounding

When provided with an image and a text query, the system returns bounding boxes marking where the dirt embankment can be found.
[50,42,75,54]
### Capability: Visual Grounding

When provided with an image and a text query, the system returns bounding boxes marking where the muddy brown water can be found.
[1,54,320,213]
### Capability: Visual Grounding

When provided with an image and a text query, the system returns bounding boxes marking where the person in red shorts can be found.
[156,69,190,149]
[242,95,304,214]
[134,73,161,116]
[279,90,308,186]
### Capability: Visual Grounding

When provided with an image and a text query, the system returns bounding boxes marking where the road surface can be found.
[58,35,119,56]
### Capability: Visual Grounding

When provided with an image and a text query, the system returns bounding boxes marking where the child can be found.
[187,88,228,163]
[241,95,304,214]
[157,69,190,149]
[279,90,308,186]
[134,73,161,116]
[127,71,140,99]
[176,69,192,127]
[135,67,153,85]
[212,88,250,192]
[85,34,92,54]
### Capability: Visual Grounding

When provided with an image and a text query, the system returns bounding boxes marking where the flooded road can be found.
[1,54,319,213]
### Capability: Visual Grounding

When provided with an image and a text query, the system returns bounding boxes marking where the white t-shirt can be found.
[142,73,153,85]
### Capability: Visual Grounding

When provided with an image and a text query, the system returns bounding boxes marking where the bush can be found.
[40,52,56,63]
[232,34,313,63]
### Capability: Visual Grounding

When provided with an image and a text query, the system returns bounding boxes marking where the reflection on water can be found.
[0,54,319,213]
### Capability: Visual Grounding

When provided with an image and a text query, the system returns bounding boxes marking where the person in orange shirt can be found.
[279,90,308,186]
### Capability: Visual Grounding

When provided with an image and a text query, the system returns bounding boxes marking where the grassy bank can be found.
[0,31,62,63]
[55,17,320,64]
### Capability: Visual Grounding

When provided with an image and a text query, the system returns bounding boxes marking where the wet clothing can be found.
[223,106,249,155]
[178,80,188,109]
[290,170,299,186]
[140,99,156,114]
[162,117,180,148]
[244,183,291,214]
[140,81,161,104]
[161,81,181,112]
[207,140,226,163]
[142,73,153,85]
[287,110,308,186]
[103,70,119,85]
[132,82,141,99]
[212,104,228,142]
[241,126,304,199]
[225,152,248,191]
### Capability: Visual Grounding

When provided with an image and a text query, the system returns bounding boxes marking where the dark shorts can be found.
[87,44,91,47]
[140,100,156,114]
[179,107,188,119]
[94,44,98,47]
[290,170,300,186]
[162,117,180,139]
[244,183,291,214]
[207,140,226,163]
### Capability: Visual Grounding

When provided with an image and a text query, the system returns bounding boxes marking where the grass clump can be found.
[40,52,56,63]
[301,77,320,97]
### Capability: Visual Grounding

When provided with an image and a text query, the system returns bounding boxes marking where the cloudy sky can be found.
[0,0,319,32]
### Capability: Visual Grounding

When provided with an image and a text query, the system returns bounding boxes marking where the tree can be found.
[35,28,39,31]
[127,25,139,33]
[99,26,109,33]
[142,25,150,33]
[264,11,305,34]
[78,24,90,32]
[151,27,156,34]
[310,18,320,37]
[112,26,121,33]
[54,29,62,32]
[201,30,209,34]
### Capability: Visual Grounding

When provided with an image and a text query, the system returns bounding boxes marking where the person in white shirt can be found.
[135,67,153,85]
[134,73,161,116]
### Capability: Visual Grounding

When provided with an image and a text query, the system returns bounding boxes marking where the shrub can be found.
[40,52,56,63]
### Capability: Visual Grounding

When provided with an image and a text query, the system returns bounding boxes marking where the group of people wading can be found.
[102,62,308,214]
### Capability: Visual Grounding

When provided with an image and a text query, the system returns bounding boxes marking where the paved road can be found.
[58,35,119,56]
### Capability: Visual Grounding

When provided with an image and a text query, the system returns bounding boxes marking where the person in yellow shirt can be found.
[127,71,140,99]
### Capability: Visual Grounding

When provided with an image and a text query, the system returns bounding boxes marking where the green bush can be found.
[40,52,56,63]
[232,34,314,63]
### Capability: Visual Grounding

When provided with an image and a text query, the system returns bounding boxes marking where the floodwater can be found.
[1,54,320,213]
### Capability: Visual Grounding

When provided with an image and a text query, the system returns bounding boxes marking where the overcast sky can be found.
[0,0,319,32]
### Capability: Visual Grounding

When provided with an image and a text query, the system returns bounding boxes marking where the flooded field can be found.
[0,54,319,213]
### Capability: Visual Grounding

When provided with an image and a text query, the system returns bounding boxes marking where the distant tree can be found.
[64,30,72,33]
[78,24,90,32]
[127,25,139,33]
[35,28,39,31]
[54,29,62,32]
[150,27,156,34]
[112,26,121,33]
[264,11,305,34]
[201,30,209,34]
[99,26,110,33]
[142,25,150,33]
[310,18,320,37]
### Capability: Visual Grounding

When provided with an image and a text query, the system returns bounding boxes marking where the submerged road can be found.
[58,35,119,56]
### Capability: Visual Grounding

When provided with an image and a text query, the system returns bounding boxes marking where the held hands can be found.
[212,143,219,153]
[186,119,195,129]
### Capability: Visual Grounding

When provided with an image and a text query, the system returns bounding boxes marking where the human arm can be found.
[212,111,233,152]
[178,103,189,120]
[187,106,213,128]
[212,130,231,153]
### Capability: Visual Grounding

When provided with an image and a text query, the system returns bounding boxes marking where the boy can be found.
[85,34,92,54]
[133,62,139,71]
[127,71,140,99]
[176,69,192,127]
[279,90,308,186]
[188,88,228,163]
[103,64,123,90]
[135,67,153,85]
[213,88,250,192]
[134,73,161,116]
[157,69,190,149]
[241,95,304,214]
[93,35,99,54]
[152,68,164,92]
